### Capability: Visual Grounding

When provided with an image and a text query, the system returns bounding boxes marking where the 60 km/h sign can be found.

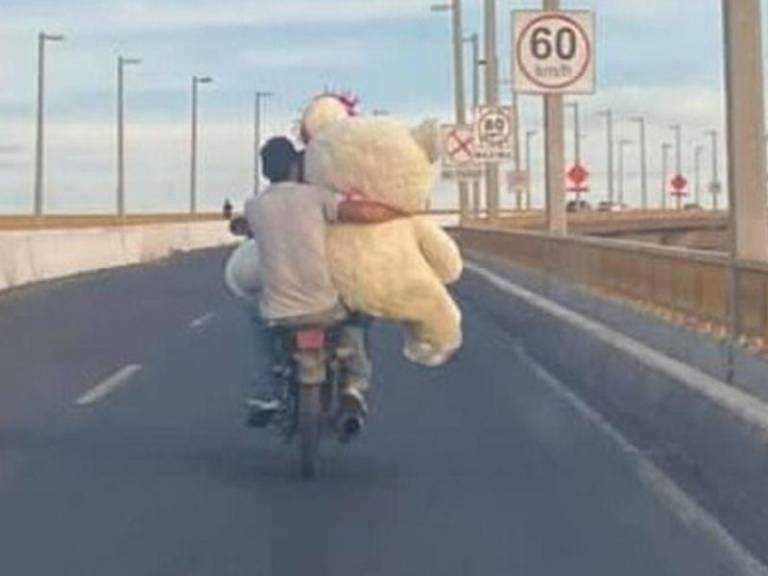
[513,11,595,94]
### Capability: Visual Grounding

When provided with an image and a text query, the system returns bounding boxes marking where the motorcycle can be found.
[267,321,364,478]
[226,218,365,478]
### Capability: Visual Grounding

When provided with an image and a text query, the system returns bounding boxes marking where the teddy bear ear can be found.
[411,119,441,164]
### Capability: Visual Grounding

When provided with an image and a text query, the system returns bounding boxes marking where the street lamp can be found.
[116,56,141,217]
[565,102,582,166]
[463,33,480,115]
[631,117,648,210]
[33,31,65,216]
[670,124,683,176]
[705,129,721,211]
[661,142,672,210]
[618,139,632,207]
[598,109,614,204]
[694,144,704,207]
[253,90,273,195]
[190,75,213,214]
[525,129,539,210]
[431,1,471,223]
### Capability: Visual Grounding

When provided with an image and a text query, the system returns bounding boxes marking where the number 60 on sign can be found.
[513,10,595,94]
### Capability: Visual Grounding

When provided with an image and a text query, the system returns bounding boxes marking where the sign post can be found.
[670,174,688,210]
[513,5,595,234]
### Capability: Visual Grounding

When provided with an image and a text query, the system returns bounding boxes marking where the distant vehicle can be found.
[597,201,626,212]
[567,200,592,213]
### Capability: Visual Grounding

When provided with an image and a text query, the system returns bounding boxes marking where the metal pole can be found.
[599,109,614,204]
[661,143,672,210]
[526,130,538,210]
[253,91,273,195]
[566,102,581,164]
[465,32,482,218]
[484,0,500,220]
[542,0,566,233]
[117,58,124,216]
[632,117,648,210]
[618,140,631,206]
[512,90,523,211]
[707,129,721,211]
[694,144,704,206]
[117,56,140,217]
[34,33,45,216]
[190,77,198,214]
[33,33,64,216]
[671,124,683,209]
[452,0,470,223]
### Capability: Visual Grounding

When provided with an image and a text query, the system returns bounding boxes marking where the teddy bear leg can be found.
[401,292,462,367]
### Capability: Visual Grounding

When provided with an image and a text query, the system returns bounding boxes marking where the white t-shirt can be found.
[245,182,341,320]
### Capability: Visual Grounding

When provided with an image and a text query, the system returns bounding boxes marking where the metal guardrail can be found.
[0,213,224,231]
[456,226,768,348]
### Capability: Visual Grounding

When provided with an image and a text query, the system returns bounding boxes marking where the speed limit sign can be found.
[513,11,595,94]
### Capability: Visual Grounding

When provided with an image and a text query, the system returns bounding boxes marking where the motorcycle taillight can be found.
[296,329,325,350]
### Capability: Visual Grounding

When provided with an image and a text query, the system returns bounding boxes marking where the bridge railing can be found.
[456,226,768,348]
[0,213,223,231]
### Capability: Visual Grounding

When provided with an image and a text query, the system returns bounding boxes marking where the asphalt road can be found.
[0,248,756,575]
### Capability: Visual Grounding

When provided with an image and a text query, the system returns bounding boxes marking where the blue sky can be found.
[0,0,761,212]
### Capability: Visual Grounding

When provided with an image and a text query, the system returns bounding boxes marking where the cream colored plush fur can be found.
[305,116,464,366]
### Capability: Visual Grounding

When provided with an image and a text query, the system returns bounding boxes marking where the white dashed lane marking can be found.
[190,312,216,330]
[75,365,143,406]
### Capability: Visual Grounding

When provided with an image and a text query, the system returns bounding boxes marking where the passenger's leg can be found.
[245,311,283,426]
[339,315,373,393]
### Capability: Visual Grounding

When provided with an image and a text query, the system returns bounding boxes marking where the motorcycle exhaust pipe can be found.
[337,412,365,442]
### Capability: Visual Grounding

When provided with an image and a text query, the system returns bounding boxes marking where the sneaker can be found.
[245,397,282,428]
[337,388,367,443]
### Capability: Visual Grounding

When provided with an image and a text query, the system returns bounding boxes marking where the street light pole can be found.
[464,32,482,218]
[431,1,470,223]
[565,101,581,165]
[253,90,273,195]
[694,144,704,206]
[661,143,672,210]
[190,75,213,214]
[618,139,632,206]
[706,129,721,211]
[33,32,64,217]
[117,56,141,217]
[598,109,614,204]
[484,0,501,221]
[526,130,539,210]
[631,117,648,210]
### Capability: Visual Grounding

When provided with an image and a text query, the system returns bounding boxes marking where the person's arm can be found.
[337,199,409,224]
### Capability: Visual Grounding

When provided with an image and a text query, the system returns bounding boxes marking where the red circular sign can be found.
[516,13,593,91]
[671,174,688,192]
[567,163,589,186]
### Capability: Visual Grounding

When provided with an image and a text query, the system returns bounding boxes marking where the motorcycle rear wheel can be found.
[298,384,322,479]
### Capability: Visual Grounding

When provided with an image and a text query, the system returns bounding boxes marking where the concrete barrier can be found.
[0,221,234,292]
[461,256,768,568]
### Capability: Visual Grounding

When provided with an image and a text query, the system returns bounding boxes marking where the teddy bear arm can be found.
[415,219,463,285]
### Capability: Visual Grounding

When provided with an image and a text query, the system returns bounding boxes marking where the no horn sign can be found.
[513,10,595,94]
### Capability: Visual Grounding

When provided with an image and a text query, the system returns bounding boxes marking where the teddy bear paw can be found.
[403,337,459,367]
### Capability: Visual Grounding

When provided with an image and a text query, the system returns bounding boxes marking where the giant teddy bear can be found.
[227,95,464,366]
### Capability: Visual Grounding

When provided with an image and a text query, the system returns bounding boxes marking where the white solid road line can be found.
[75,364,143,406]
[468,260,768,576]
[190,312,216,330]
[514,344,768,576]
[465,261,768,435]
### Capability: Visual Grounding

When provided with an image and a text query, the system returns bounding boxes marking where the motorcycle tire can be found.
[298,383,322,479]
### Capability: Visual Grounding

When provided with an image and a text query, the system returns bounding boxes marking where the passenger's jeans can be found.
[248,310,372,397]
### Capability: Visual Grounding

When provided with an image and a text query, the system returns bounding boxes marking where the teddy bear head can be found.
[303,115,441,213]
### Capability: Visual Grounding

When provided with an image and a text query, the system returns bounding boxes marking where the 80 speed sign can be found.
[513,11,595,94]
